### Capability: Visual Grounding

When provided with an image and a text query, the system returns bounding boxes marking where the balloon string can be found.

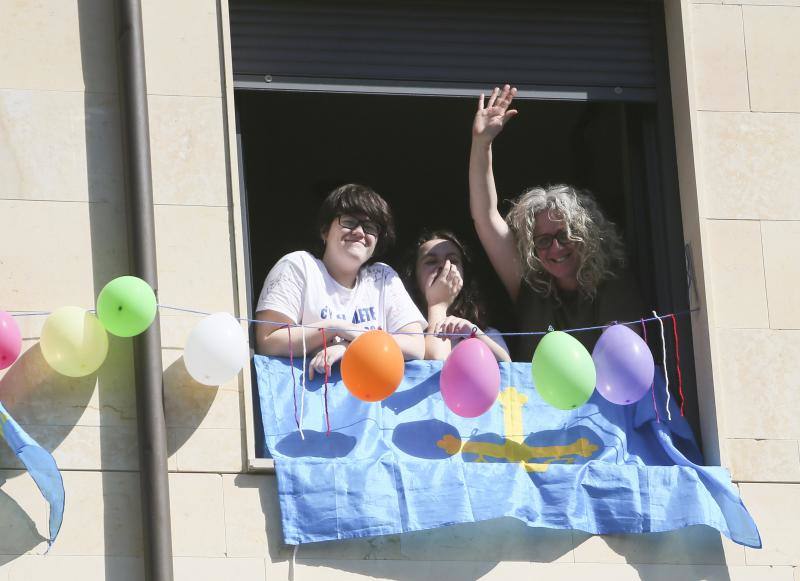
[641,318,660,424]
[286,324,299,429]
[299,325,307,439]
[653,310,672,421]
[670,314,685,417]
[319,329,331,436]
[153,303,695,337]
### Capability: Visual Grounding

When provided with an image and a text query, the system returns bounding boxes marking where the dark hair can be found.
[403,229,489,330]
[317,183,396,259]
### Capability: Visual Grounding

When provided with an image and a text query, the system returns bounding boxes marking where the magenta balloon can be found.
[440,338,501,418]
[592,324,655,405]
[0,311,22,370]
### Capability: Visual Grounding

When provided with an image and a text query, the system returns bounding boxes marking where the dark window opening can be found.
[236,89,700,458]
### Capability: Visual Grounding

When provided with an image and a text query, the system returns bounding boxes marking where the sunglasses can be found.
[533,229,573,250]
[338,215,380,237]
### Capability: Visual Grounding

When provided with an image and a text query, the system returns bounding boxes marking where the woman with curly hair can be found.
[469,85,645,359]
[405,229,510,362]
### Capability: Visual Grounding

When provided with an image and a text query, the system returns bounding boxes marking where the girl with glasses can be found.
[469,85,645,360]
[405,230,511,363]
[255,183,426,377]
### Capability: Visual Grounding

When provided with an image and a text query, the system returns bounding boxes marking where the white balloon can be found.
[184,313,249,386]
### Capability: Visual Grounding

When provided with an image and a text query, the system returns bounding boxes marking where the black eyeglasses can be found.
[338,215,381,237]
[533,229,573,250]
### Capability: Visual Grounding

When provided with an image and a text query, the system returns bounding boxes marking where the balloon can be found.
[40,307,109,377]
[532,331,596,410]
[592,324,655,405]
[184,313,248,386]
[0,310,22,370]
[440,338,500,418]
[96,276,157,337]
[341,330,404,402]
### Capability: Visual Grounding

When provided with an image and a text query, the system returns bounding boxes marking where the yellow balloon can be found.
[40,307,109,377]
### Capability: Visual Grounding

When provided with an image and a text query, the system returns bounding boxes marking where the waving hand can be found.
[472,85,518,143]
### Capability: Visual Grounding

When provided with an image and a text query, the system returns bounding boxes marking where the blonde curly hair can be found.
[506,184,626,300]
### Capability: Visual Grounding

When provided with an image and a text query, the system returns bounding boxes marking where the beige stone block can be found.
[0,425,138,472]
[49,471,142,557]
[740,483,800,565]
[762,221,800,329]
[698,112,800,220]
[173,557,265,581]
[222,474,289,559]
[141,0,222,97]
[169,473,226,556]
[160,314,204,350]
[691,5,750,111]
[0,470,49,554]
[148,95,228,206]
[154,205,236,314]
[744,6,800,112]
[725,0,800,5]
[717,328,800,439]
[5,556,144,581]
[0,0,116,93]
[0,91,124,202]
[398,519,572,562]
[728,567,796,581]
[0,337,136,430]
[727,438,800,482]
[170,427,244,473]
[165,369,242,429]
[268,560,797,581]
[0,200,128,310]
[706,220,768,328]
[572,526,745,565]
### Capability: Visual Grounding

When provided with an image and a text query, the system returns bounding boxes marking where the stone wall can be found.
[0,0,798,579]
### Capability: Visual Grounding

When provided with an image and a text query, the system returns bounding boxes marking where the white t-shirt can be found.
[256,251,426,333]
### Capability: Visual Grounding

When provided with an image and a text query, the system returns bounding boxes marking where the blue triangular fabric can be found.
[254,357,760,548]
[1,401,65,548]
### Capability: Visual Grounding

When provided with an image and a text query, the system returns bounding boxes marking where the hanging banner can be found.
[0,401,65,548]
[255,356,760,548]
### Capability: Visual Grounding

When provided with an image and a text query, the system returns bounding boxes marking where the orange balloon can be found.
[341,330,405,402]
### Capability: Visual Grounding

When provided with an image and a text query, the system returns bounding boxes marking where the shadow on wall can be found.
[0,472,48,565]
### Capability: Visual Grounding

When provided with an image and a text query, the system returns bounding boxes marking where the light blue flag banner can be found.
[0,401,65,548]
[255,356,761,548]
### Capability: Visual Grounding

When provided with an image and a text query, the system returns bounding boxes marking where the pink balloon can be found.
[440,338,500,418]
[0,311,22,370]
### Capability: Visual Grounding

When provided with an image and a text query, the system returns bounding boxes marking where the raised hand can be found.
[424,260,463,309]
[472,84,518,143]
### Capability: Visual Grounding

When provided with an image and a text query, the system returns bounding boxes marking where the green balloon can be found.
[531,331,596,410]
[96,276,157,337]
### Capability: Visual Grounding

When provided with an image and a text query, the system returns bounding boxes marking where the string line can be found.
[286,324,299,430]
[151,303,696,338]
[8,303,697,340]
[319,328,331,435]
[653,310,672,422]
[670,314,686,417]
[641,317,660,423]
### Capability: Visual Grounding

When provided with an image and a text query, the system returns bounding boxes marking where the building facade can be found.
[0,0,798,579]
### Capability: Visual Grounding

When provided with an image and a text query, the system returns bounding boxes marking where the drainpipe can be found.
[114,1,174,580]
